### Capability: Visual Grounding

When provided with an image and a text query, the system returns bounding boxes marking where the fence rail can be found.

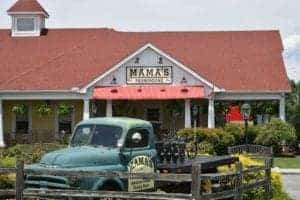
[0,158,272,200]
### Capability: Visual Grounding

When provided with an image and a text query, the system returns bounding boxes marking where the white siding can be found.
[95,47,211,95]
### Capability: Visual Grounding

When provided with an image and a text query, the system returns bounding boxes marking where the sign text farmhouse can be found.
[126,66,172,84]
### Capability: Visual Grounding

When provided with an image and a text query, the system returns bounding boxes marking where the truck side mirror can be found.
[132,132,142,144]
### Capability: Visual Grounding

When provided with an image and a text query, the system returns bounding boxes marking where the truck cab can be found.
[25,117,158,191]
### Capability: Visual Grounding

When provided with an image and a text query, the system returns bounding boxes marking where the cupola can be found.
[7,0,49,37]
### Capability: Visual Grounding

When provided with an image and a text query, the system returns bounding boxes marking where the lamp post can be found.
[241,103,251,144]
[192,105,199,155]
[192,105,199,128]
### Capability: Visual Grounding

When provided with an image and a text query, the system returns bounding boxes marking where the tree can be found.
[286,80,300,140]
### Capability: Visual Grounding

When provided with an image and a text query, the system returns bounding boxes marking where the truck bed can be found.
[157,155,238,173]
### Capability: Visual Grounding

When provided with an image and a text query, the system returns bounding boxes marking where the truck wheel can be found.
[94,184,122,200]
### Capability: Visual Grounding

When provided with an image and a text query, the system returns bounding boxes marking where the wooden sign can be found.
[126,66,172,84]
[128,155,155,192]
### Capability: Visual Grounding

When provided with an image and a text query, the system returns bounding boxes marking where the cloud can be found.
[284,35,300,52]
[283,35,300,81]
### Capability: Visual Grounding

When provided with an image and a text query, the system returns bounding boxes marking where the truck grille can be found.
[25,175,70,189]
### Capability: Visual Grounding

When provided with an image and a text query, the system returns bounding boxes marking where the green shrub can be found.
[0,143,66,190]
[178,118,296,156]
[223,123,245,144]
[255,118,297,153]
[218,155,292,200]
[0,143,66,165]
[177,127,235,155]
[223,123,262,144]
[197,141,215,155]
[215,131,235,155]
[0,157,15,189]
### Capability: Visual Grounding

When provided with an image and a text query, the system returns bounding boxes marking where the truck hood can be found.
[39,146,121,168]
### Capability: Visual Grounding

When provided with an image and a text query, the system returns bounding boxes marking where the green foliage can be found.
[286,80,300,140]
[178,123,262,155]
[58,103,73,116]
[35,103,52,116]
[0,173,15,189]
[223,123,245,143]
[177,127,235,155]
[218,155,292,200]
[0,143,66,189]
[197,141,215,155]
[178,119,296,155]
[255,118,297,153]
[0,156,16,189]
[11,104,27,115]
[0,143,66,165]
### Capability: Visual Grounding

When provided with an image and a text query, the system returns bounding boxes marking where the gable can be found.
[95,46,210,89]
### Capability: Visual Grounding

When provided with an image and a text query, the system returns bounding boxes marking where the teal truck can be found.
[25,117,236,193]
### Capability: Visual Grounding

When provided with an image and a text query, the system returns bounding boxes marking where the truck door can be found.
[121,128,156,165]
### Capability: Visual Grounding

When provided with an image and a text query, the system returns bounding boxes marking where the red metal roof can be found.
[7,0,49,17]
[0,29,291,92]
[93,85,205,100]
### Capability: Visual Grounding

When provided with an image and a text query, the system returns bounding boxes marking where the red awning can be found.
[93,85,205,100]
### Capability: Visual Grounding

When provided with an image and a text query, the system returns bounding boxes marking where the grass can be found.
[274,156,300,169]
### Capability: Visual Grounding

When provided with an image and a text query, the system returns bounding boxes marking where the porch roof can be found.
[92,85,205,100]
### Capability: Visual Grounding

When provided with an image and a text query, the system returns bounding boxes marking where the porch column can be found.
[54,104,59,138]
[0,99,5,147]
[184,99,191,128]
[83,99,90,120]
[279,94,286,121]
[208,98,215,128]
[106,100,112,117]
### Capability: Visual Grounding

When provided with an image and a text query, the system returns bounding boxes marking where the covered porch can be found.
[0,92,285,146]
[0,89,287,147]
[90,85,209,132]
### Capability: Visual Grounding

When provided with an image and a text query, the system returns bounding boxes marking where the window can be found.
[147,108,160,122]
[71,124,122,147]
[16,107,29,134]
[71,125,93,146]
[90,125,122,147]
[58,110,73,134]
[125,129,149,148]
[16,17,35,32]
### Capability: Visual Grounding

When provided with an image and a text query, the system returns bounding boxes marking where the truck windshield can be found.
[71,124,122,147]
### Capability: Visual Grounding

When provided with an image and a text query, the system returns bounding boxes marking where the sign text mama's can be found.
[126,66,172,84]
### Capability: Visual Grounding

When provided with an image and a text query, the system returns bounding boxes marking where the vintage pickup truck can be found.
[25,117,236,193]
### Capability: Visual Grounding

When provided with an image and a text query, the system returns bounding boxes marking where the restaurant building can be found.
[0,0,291,146]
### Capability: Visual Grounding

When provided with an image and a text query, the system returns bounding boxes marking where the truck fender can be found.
[92,177,125,191]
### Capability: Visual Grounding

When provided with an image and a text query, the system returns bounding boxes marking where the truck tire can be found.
[94,183,122,200]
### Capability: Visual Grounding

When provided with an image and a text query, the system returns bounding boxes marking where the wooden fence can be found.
[0,159,272,200]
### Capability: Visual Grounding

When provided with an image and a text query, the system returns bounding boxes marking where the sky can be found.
[0,0,300,81]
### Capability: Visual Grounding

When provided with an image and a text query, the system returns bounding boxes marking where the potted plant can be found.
[35,103,52,116]
[58,103,73,116]
[11,104,27,115]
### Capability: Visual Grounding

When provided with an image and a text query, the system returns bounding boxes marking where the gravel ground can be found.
[282,174,300,200]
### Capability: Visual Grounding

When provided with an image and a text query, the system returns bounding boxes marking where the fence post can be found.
[264,158,272,200]
[15,160,24,200]
[191,162,202,200]
[234,162,243,200]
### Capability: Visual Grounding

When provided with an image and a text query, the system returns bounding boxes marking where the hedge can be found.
[177,118,297,155]
[177,123,261,155]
